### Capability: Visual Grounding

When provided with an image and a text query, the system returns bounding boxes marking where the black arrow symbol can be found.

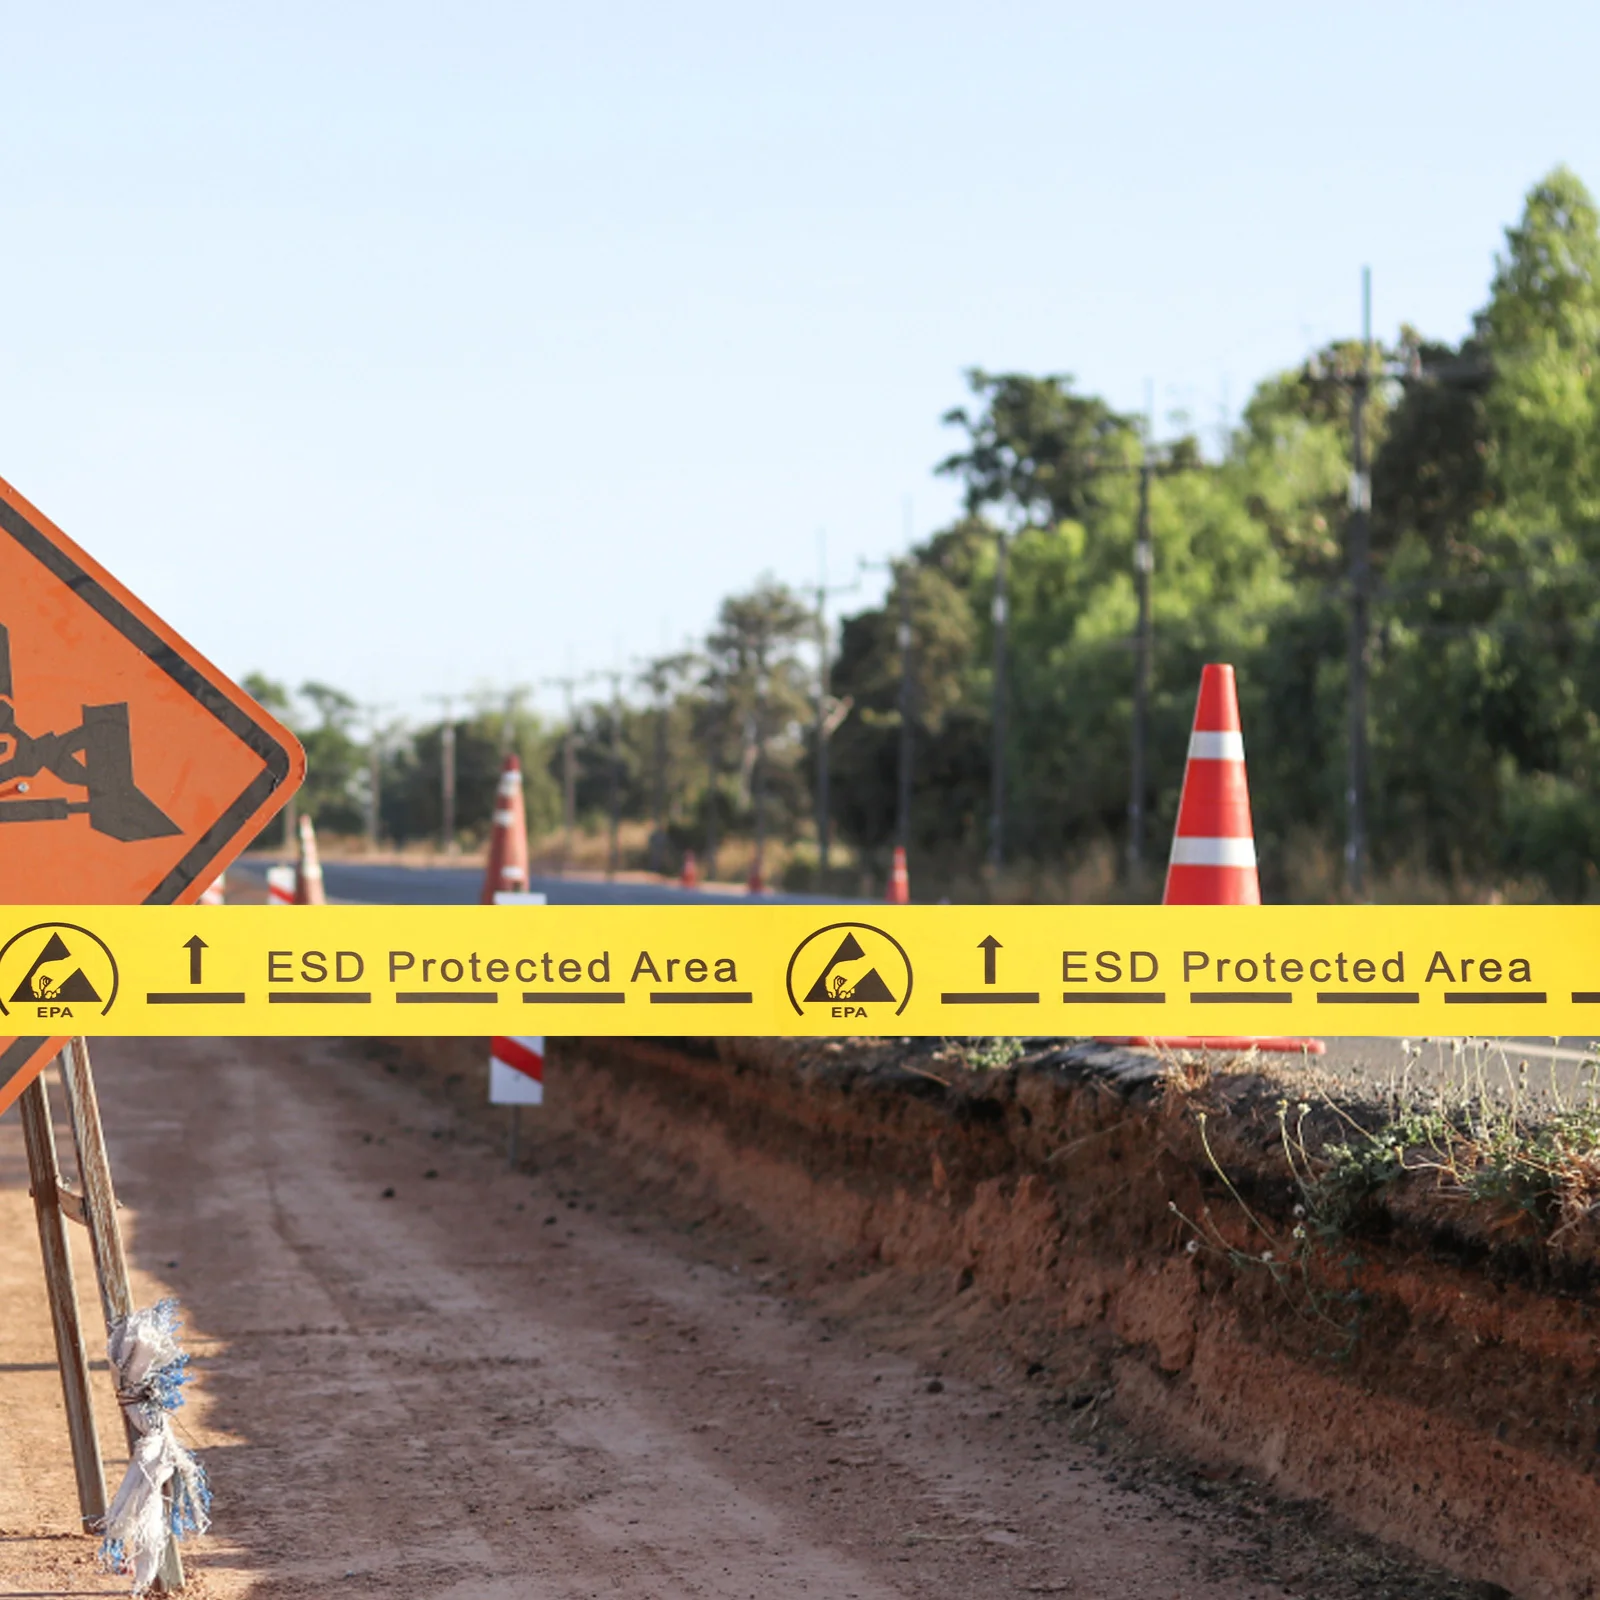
[184,935,207,986]
[979,934,1001,986]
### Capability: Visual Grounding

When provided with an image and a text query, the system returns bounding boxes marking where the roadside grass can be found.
[1157,1037,1600,1351]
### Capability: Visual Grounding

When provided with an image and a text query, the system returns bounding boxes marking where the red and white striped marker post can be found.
[480,754,531,904]
[491,890,546,1164]
[265,865,296,904]
[294,813,326,905]
[197,873,226,905]
[489,1036,544,1107]
[1163,663,1260,906]
[885,845,910,905]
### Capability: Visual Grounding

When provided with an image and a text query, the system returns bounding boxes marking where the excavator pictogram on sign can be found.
[0,472,304,1116]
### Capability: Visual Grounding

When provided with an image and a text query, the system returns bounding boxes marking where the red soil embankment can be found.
[385,1033,1600,1599]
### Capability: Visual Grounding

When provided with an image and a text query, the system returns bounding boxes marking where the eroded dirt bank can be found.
[3,1035,1492,1599]
[385,1033,1600,1600]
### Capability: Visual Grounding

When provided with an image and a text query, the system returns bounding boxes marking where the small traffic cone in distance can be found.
[1163,664,1260,906]
[481,754,531,904]
[885,845,910,905]
[294,813,326,905]
[680,850,699,889]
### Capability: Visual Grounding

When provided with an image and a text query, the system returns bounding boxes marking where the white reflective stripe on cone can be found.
[1168,836,1258,867]
[1187,731,1246,761]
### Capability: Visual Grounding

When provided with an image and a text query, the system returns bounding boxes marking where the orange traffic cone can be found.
[197,872,226,905]
[680,850,699,889]
[885,845,910,905]
[294,813,326,905]
[1163,664,1260,906]
[746,862,766,895]
[481,754,531,904]
[1132,663,1319,1054]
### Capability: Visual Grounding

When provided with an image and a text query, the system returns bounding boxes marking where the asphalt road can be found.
[1315,1031,1600,1107]
[239,858,857,906]
[234,860,1600,1103]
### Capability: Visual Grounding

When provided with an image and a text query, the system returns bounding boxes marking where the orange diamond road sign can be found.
[0,471,304,1116]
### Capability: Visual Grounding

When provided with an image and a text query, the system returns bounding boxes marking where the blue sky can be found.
[1,2,1595,722]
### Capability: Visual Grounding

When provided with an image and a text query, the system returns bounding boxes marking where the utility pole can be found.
[860,543,916,875]
[749,648,770,894]
[1127,451,1155,880]
[806,533,858,880]
[542,672,584,873]
[638,652,691,877]
[603,667,624,879]
[652,669,669,876]
[896,563,914,858]
[499,687,527,756]
[989,530,1009,875]
[703,682,724,880]
[426,695,458,856]
[1346,267,1373,898]
[361,704,393,853]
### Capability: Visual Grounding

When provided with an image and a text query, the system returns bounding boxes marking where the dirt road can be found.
[2,1036,1463,1598]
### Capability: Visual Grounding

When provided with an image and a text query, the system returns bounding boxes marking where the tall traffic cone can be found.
[885,845,910,905]
[481,754,530,904]
[1140,664,1318,1054]
[680,850,699,889]
[294,813,326,905]
[1163,664,1260,906]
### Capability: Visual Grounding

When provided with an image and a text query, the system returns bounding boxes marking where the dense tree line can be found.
[256,168,1600,901]
[830,166,1600,900]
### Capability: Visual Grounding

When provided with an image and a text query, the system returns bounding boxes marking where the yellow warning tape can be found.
[0,904,1596,1037]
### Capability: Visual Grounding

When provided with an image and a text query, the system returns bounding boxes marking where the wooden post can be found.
[18,1070,107,1531]
[57,1038,185,1594]
[57,1040,133,1331]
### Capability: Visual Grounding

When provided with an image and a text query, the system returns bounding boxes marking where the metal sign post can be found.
[0,466,304,1590]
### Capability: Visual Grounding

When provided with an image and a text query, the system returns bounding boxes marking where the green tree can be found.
[938,370,1139,526]
[702,582,814,874]
[1481,165,1600,537]
[294,680,366,834]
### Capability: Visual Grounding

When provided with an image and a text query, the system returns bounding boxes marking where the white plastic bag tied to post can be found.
[98,1299,211,1594]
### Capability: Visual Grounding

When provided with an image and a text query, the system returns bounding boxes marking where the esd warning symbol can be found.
[786,922,913,1018]
[0,922,119,1020]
